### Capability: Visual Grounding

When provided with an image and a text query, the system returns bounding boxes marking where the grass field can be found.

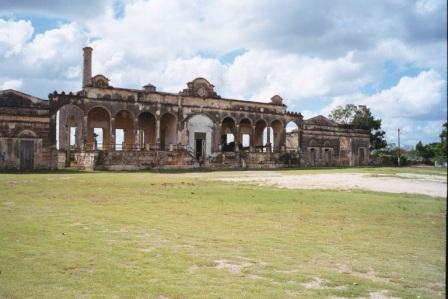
[0,167,446,298]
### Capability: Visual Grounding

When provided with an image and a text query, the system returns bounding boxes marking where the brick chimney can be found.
[82,47,93,88]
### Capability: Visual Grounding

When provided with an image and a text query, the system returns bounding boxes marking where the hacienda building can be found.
[0,47,370,171]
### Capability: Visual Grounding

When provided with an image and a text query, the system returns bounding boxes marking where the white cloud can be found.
[0,19,33,56]
[363,70,445,119]
[0,0,446,145]
[1,79,22,89]
[224,50,367,102]
[22,23,86,65]
[321,70,446,144]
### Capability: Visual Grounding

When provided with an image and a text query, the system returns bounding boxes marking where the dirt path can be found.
[182,171,447,197]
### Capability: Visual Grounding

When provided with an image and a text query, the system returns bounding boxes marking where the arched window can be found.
[221,117,236,151]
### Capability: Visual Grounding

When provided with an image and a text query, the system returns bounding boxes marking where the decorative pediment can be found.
[0,89,47,108]
[87,74,111,88]
[270,95,284,105]
[180,78,220,98]
[304,115,338,126]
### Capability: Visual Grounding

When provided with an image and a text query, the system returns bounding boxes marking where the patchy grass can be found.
[277,166,448,177]
[0,169,445,298]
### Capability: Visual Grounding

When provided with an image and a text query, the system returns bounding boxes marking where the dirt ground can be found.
[182,171,447,197]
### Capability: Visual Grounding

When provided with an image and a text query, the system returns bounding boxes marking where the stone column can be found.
[266,127,271,152]
[133,118,139,150]
[155,119,160,150]
[235,125,240,152]
[280,125,287,152]
[82,47,93,88]
[177,121,182,149]
[82,115,88,151]
[110,117,116,151]
[250,125,256,152]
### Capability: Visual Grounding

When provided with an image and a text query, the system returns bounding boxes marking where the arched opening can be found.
[138,112,156,150]
[87,107,111,150]
[221,117,235,152]
[324,149,331,165]
[160,113,177,150]
[56,104,84,151]
[188,114,214,159]
[115,110,134,150]
[286,121,299,152]
[309,140,318,167]
[18,130,37,171]
[271,119,283,152]
[238,118,252,151]
[310,148,317,167]
[255,119,267,152]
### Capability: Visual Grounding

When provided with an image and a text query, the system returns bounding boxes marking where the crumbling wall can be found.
[0,90,56,171]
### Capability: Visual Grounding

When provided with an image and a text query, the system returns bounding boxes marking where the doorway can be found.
[20,140,34,171]
[359,148,365,165]
[194,132,206,159]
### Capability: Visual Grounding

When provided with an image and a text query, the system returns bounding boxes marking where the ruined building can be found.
[0,47,370,171]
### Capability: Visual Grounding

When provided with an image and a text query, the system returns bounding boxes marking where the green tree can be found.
[415,141,437,162]
[415,123,448,164]
[329,104,387,150]
[434,122,447,163]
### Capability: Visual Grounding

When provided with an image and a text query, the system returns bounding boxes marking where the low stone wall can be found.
[96,150,196,170]
[75,152,97,170]
[70,150,302,171]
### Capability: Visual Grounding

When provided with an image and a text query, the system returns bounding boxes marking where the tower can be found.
[82,47,93,88]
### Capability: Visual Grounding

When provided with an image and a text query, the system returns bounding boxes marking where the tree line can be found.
[329,104,447,166]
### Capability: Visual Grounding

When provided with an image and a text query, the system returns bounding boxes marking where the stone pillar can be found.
[280,125,287,152]
[155,119,160,150]
[177,120,183,149]
[212,123,221,153]
[110,117,116,151]
[82,115,88,151]
[133,118,139,150]
[235,125,240,152]
[82,47,93,88]
[250,126,256,152]
[266,127,271,152]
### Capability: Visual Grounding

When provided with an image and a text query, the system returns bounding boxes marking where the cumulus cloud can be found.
[0,0,446,145]
[327,70,445,119]
[224,51,368,102]
[0,19,33,56]
[0,20,87,95]
[320,70,447,144]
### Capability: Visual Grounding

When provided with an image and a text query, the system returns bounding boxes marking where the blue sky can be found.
[0,0,446,146]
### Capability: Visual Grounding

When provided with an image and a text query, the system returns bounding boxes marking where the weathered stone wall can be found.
[1,66,370,171]
[301,115,370,167]
[98,150,196,170]
[50,79,303,163]
[0,90,56,171]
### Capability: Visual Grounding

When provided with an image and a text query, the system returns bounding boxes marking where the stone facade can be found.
[297,115,370,167]
[0,90,56,170]
[0,47,370,171]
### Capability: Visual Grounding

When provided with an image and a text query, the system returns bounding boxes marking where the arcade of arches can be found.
[1,53,370,171]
